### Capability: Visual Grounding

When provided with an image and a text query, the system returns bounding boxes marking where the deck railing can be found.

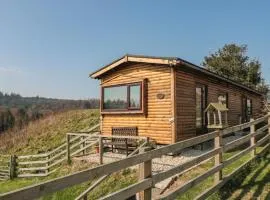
[0,114,270,200]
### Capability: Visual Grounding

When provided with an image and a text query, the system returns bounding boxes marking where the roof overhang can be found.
[90,54,178,79]
[89,54,263,96]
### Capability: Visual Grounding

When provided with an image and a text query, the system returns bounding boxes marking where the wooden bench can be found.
[109,127,138,156]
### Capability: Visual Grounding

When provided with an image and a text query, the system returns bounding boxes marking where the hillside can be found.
[0,109,100,155]
[0,108,138,199]
[0,91,99,134]
[0,92,99,111]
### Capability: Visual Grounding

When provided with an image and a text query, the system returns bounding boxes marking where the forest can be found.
[0,91,99,133]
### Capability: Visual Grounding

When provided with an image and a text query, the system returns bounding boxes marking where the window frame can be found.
[101,81,144,114]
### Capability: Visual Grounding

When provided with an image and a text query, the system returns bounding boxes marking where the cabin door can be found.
[196,84,207,134]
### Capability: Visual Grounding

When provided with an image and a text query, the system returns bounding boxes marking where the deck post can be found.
[250,118,256,157]
[66,134,71,164]
[214,129,222,184]
[138,147,152,200]
[9,155,17,179]
[99,136,103,165]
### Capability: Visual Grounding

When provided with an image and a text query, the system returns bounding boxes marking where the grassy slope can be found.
[0,109,137,199]
[224,152,270,200]
[0,109,99,155]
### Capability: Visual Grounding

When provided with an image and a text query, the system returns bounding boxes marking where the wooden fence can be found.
[0,114,270,200]
[0,123,100,180]
[0,155,11,181]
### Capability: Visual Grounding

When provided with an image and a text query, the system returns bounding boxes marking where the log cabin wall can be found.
[101,62,173,144]
[175,65,264,142]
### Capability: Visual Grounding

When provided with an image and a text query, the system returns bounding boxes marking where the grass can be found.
[174,146,269,200]
[0,109,138,199]
[0,110,269,199]
[0,160,137,200]
[219,152,270,200]
[0,109,99,155]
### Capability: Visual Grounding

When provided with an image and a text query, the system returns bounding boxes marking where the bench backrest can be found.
[112,127,138,143]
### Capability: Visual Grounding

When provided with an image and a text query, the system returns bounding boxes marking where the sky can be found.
[0,0,270,99]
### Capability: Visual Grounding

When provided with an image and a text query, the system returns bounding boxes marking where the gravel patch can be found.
[74,134,245,191]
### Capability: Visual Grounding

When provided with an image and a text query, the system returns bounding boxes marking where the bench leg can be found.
[125,139,128,157]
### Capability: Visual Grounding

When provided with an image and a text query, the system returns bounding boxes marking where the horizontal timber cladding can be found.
[175,65,264,142]
[101,63,173,144]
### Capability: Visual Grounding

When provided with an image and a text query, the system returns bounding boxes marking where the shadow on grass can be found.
[217,153,270,200]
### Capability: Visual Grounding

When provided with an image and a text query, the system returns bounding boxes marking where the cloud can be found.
[0,66,22,73]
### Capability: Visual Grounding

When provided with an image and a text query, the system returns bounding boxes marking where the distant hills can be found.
[0,91,100,133]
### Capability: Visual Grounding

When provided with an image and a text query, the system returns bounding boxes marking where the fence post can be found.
[66,134,71,164]
[46,154,50,174]
[250,118,256,157]
[214,129,222,184]
[268,112,270,142]
[80,136,86,156]
[99,136,103,165]
[138,147,152,200]
[9,155,17,179]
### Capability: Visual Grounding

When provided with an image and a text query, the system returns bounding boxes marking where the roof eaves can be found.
[177,58,263,96]
[90,54,178,79]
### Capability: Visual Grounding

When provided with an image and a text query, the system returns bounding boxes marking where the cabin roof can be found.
[204,103,229,112]
[90,54,262,95]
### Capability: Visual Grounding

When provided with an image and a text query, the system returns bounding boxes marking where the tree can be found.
[202,44,268,93]
[17,108,29,129]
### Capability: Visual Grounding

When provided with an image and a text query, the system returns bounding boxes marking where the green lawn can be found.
[223,153,270,200]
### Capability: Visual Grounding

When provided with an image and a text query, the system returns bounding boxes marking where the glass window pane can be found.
[103,86,127,109]
[247,99,252,116]
[129,85,141,109]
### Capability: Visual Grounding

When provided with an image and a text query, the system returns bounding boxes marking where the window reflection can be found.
[129,85,141,109]
[102,82,142,111]
[103,86,127,109]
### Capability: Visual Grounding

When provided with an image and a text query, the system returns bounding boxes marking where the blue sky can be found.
[0,0,269,99]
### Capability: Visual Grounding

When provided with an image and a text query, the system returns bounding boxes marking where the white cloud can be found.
[0,66,22,73]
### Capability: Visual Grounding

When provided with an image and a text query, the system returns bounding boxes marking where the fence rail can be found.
[0,123,100,180]
[0,155,10,181]
[0,114,270,200]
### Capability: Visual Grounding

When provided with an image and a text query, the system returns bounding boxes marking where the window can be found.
[246,98,252,119]
[196,84,207,132]
[242,96,253,122]
[103,85,128,110]
[102,82,143,112]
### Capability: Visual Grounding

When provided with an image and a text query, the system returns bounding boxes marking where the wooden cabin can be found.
[90,54,264,144]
